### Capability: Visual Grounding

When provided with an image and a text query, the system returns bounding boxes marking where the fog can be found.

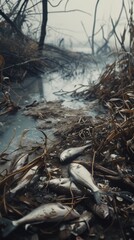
[1,0,132,52]
[46,0,131,52]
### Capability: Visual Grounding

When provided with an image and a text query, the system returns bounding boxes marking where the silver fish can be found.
[1,203,80,237]
[59,211,93,238]
[10,153,28,172]
[9,153,29,180]
[10,165,38,194]
[92,203,109,219]
[46,178,83,196]
[71,211,92,236]
[69,163,101,204]
[60,143,92,163]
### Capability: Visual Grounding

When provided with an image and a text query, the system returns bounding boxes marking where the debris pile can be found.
[81,53,134,104]
[0,48,134,240]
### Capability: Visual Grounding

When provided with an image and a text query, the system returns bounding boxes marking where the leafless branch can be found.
[65,0,69,11]
[91,0,100,55]
[111,17,127,52]
[0,8,24,37]
[97,0,125,54]
[81,21,91,48]
[48,9,91,16]
[48,0,63,7]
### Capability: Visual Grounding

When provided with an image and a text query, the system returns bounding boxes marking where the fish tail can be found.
[94,191,102,204]
[0,218,17,237]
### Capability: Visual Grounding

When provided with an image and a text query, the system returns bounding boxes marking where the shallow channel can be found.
[0,54,112,152]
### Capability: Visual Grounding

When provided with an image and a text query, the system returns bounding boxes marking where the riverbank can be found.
[0,41,134,240]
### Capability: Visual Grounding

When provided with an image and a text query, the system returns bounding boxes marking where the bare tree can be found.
[38,0,48,50]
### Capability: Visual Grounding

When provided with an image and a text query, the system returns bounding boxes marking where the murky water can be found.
[0,54,112,152]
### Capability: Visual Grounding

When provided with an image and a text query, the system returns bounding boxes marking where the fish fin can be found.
[85,143,92,148]
[0,218,17,237]
[94,191,102,204]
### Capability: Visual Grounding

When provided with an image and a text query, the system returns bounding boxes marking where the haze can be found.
[46,0,131,51]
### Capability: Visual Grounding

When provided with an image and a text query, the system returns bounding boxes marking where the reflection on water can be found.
[0,56,109,152]
[42,62,102,108]
[0,114,36,151]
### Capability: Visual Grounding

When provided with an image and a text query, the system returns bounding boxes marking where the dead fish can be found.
[10,153,29,172]
[46,178,83,196]
[10,165,38,194]
[59,211,93,238]
[70,210,93,236]
[69,163,101,204]
[9,153,29,180]
[0,202,80,237]
[60,143,92,163]
[92,203,109,219]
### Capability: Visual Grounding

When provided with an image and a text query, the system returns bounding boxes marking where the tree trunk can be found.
[38,0,48,50]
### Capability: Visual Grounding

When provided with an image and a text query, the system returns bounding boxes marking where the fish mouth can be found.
[94,203,110,219]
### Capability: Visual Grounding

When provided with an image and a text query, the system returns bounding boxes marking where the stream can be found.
[0,53,112,152]
[0,52,134,240]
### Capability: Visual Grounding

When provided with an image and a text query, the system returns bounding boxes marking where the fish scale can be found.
[46,177,83,195]
[69,163,102,204]
[60,143,92,163]
[0,203,80,238]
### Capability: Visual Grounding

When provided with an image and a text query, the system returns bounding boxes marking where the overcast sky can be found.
[46,0,131,50]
